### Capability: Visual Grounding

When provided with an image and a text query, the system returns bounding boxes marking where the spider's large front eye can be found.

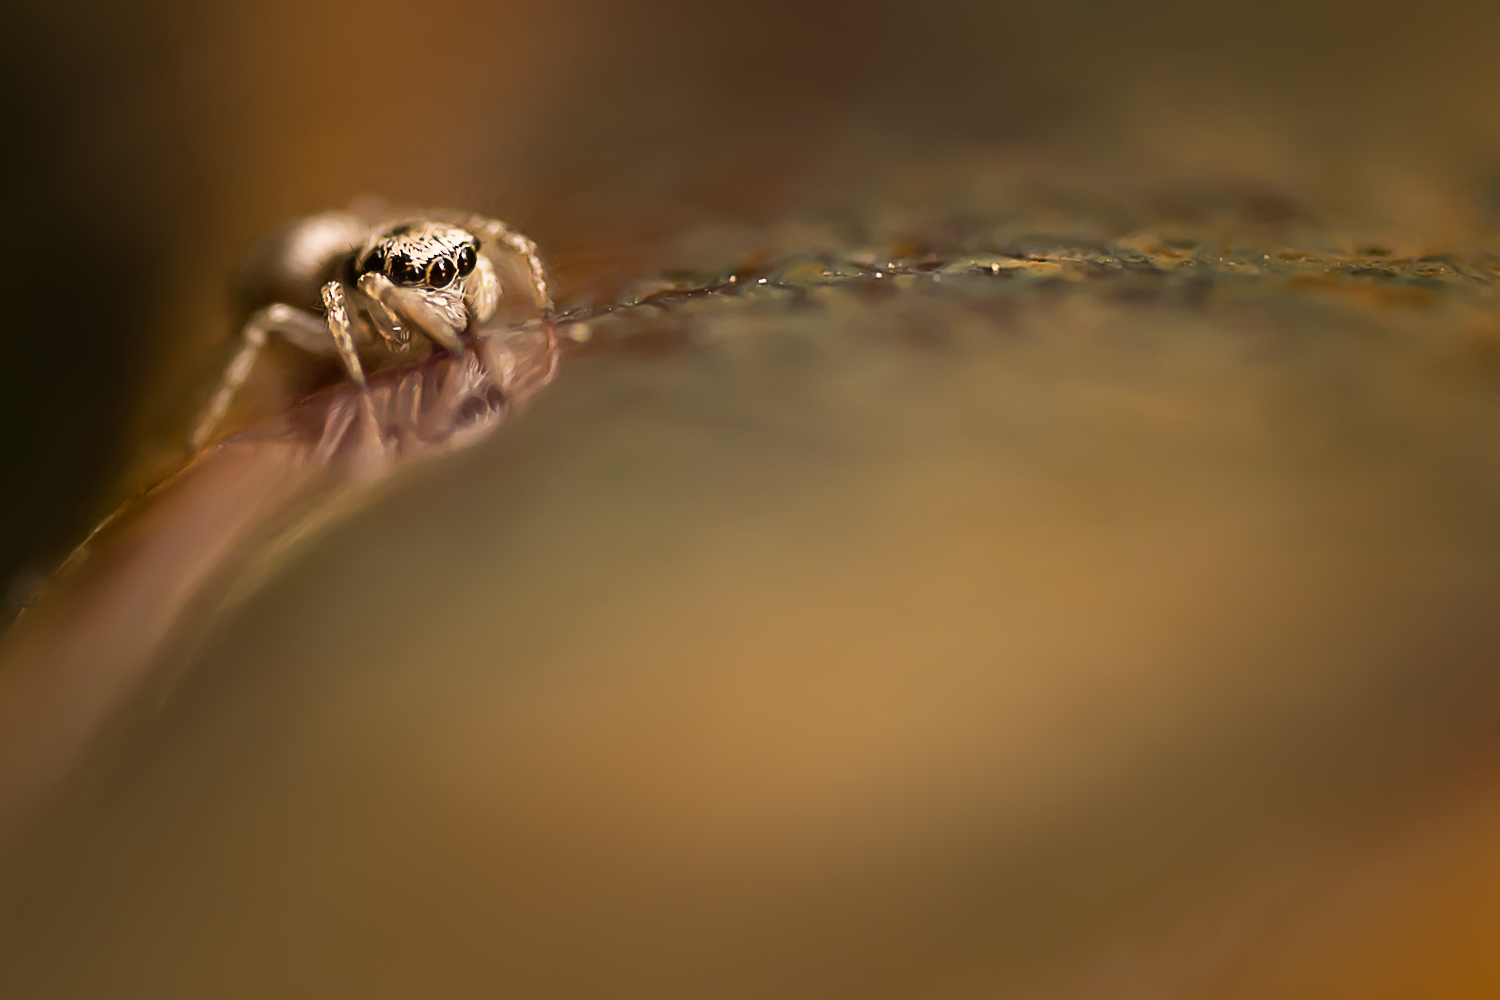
[427,257,456,288]
[389,252,423,285]
[456,244,477,277]
[361,247,386,275]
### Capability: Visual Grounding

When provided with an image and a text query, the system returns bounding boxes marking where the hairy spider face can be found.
[357,221,480,290]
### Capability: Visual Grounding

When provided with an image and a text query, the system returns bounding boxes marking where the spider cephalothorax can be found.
[191,207,552,451]
[355,221,480,289]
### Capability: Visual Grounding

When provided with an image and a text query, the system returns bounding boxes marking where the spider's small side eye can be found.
[389,252,423,285]
[362,248,386,274]
[427,257,456,288]
[456,244,477,277]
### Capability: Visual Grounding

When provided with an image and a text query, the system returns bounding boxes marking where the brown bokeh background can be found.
[7,1,1500,996]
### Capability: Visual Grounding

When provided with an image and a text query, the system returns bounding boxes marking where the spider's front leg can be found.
[191,302,353,452]
[356,272,468,355]
[189,284,376,452]
[319,282,369,388]
[445,213,554,318]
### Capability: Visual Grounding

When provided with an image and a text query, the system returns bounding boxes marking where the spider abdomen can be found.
[232,211,369,321]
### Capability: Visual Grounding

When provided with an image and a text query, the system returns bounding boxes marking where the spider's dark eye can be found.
[427,256,456,288]
[456,244,477,277]
[389,252,423,284]
[361,247,386,275]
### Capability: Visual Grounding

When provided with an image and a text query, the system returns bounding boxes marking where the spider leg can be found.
[353,280,410,351]
[464,252,501,325]
[189,303,338,452]
[448,213,554,317]
[358,272,467,356]
[320,281,369,388]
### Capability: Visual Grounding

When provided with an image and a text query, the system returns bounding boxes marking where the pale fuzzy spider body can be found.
[191,207,552,451]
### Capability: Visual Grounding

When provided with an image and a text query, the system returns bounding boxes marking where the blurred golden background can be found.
[6,0,1500,996]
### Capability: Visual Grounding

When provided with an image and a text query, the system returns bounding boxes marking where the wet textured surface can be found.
[552,232,1500,356]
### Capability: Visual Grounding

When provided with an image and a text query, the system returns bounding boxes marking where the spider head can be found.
[357,221,480,290]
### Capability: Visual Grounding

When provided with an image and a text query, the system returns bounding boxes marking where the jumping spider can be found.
[190,207,552,451]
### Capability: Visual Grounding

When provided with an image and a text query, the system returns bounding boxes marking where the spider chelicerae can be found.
[190,205,552,451]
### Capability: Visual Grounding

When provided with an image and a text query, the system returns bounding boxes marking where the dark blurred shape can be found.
[0,8,158,611]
